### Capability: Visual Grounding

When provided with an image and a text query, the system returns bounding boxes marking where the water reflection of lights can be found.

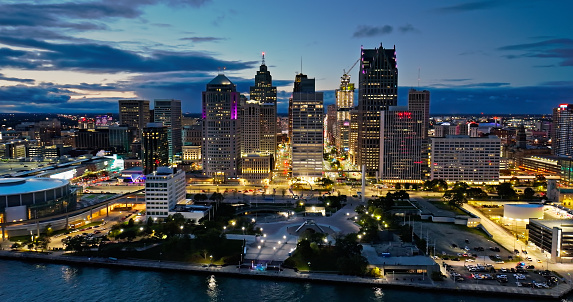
[373,287,384,298]
[61,267,79,282]
[206,275,219,299]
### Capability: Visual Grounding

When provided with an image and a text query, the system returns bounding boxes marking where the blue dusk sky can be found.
[0,0,571,114]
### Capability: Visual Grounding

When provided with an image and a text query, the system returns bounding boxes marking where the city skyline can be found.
[0,0,571,114]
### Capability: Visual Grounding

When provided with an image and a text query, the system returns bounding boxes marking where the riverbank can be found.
[0,250,570,300]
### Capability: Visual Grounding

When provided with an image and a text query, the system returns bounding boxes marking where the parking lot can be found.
[412,221,515,261]
[442,260,561,289]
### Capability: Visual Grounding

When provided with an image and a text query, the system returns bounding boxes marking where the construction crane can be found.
[343,58,360,77]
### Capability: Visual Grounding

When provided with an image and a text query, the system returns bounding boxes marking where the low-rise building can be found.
[241,153,272,185]
[527,219,573,259]
[145,167,186,219]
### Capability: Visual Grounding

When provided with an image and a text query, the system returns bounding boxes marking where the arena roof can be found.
[0,178,69,195]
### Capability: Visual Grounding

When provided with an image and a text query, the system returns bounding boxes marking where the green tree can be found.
[497,182,516,199]
[523,187,536,200]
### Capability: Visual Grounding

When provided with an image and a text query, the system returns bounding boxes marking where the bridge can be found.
[1,189,144,240]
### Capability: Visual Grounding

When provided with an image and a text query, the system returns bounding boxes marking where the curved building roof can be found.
[0,178,69,195]
[208,74,233,86]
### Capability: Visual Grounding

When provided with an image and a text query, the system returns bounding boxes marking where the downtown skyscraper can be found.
[357,44,398,177]
[202,74,241,181]
[250,53,278,158]
[153,99,182,162]
[290,73,324,180]
[552,104,573,157]
[335,73,355,152]
[118,99,150,140]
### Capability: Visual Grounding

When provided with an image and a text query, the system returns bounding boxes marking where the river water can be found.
[0,260,570,302]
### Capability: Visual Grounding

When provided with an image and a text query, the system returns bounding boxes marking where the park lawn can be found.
[427,199,467,216]
[94,238,242,265]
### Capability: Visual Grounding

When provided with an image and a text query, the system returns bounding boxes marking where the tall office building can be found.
[289,73,315,142]
[335,73,355,151]
[408,89,431,179]
[290,73,324,179]
[326,104,337,145]
[241,101,261,154]
[552,104,573,157]
[408,89,430,139]
[202,74,241,181]
[118,100,150,140]
[142,123,169,175]
[357,44,398,176]
[250,53,278,158]
[379,107,424,181]
[153,99,182,162]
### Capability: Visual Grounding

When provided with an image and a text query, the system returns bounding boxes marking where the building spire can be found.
[262,52,265,65]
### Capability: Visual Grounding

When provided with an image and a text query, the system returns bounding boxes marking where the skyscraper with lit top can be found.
[202,74,241,181]
[357,44,398,177]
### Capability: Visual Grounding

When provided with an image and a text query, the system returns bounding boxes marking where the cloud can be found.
[398,24,419,33]
[437,1,500,13]
[180,36,226,43]
[0,36,257,73]
[0,73,35,84]
[498,38,573,66]
[353,25,393,38]
[0,2,140,30]
[0,85,71,105]
[441,78,473,82]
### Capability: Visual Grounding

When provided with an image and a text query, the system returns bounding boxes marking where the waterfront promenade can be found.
[0,250,571,300]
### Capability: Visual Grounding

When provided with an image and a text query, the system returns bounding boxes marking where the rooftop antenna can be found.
[262,52,265,65]
[300,56,303,74]
[417,67,421,87]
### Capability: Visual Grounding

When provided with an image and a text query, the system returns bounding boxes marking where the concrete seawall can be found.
[0,251,570,300]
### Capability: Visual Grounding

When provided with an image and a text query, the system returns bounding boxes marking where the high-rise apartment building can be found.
[202,74,241,181]
[290,73,324,179]
[142,123,169,175]
[118,100,150,140]
[153,99,182,161]
[145,166,186,219]
[357,44,398,176]
[379,107,424,182]
[335,73,355,151]
[552,104,573,157]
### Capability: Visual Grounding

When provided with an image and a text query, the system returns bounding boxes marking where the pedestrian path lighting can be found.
[242,226,245,234]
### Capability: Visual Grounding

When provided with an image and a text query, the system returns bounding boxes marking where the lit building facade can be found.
[153,99,182,162]
[430,135,501,184]
[145,167,186,219]
[250,54,278,158]
[357,44,398,176]
[552,104,573,157]
[335,73,355,151]
[118,100,150,140]
[290,74,323,179]
[202,74,241,180]
[241,153,272,185]
[380,106,424,182]
[142,123,169,175]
